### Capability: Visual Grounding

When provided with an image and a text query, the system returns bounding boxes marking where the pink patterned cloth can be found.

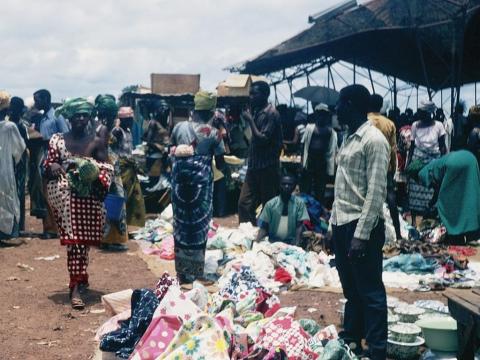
[129,315,181,360]
[255,316,318,360]
[130,285,203,360]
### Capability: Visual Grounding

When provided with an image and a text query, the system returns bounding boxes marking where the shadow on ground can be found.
[48,289,107,306]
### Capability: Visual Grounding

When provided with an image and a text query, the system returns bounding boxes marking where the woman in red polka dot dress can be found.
[44,98,114,309]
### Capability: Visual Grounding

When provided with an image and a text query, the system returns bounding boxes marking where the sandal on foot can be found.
[71,296,85,310]
[195,277,215,286]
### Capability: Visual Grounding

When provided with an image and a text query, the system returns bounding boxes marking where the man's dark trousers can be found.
[333,220,387,360]
[238,165,279,224]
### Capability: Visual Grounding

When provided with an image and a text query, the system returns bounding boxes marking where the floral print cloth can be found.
[130,284,204,360]
[99,271,324,360]
[218,266,265,300]
[157,315,230,360]
[255,316,318,360]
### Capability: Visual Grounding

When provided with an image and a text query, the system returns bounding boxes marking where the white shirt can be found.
[0,121,26,235]
[443,118,454,152]
[411,121,446,154]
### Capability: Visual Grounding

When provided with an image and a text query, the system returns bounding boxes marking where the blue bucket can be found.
[104,194,126,221]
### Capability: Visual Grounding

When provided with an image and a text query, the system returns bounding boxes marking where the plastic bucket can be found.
[104,194,126,221]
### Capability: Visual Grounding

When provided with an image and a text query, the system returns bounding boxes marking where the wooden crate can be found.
[151,73,200,95]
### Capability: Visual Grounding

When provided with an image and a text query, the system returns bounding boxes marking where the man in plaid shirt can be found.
[331,85,389,360]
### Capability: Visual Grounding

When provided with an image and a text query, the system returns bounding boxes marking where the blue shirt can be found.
[39,108,69,140]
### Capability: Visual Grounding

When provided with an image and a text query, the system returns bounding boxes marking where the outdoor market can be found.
[2,0,480,359]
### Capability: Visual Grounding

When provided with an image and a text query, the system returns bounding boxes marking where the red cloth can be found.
[67,244,89,289]
[448,246,477,257]
[275,267,292,284]
[256,289,281,317]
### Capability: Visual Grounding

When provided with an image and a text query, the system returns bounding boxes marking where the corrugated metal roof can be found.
[238,0,480,90]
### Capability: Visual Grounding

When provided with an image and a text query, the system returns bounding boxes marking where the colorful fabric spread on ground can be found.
[171,155,214,278]
[132,207,480,293]
[44,134,113,287]
[98,271,334,359]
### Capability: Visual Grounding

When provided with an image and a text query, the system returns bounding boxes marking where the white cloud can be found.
[1,0,336,100]
[2,0,477,112]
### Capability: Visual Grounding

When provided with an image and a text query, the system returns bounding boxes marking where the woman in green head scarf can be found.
[415,150,480,244]
[94,95,129,251]
[44,97,114,309]
[95,94,118,130]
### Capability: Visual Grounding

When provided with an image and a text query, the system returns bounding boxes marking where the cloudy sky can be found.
[2,0,477,111]
[1,0,340,101]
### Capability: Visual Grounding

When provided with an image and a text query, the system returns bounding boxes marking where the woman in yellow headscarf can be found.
[170,91,225,284]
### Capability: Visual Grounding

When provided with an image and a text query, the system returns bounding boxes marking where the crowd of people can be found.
[1,80,480,358]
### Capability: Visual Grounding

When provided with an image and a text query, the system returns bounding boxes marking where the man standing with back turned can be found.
[238,81,283,225]
[331,85,389,359]
[32,89,70,239]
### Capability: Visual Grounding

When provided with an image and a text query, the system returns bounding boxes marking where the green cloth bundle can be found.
[67,158,100,197]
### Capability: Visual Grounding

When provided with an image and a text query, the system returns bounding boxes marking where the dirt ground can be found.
[0,213,446,359]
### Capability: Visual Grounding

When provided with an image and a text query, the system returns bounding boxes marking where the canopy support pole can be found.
[353,61,356,84]
[306,72,311,114]
[416,86,419,110]
[273,84,279,106]
[329,65,336,91]
[393,77,398,109]
[455,6,467,109]
[415,29,432,100]
[327,66,330,89]
[288,79,295,107]
[368,68,376,94]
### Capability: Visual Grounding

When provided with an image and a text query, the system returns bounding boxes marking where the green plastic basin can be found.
[415,317,458,352]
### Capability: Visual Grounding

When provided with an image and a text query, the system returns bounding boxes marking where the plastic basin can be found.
[415,317,458,352]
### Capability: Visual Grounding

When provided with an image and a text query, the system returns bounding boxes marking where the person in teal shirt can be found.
[256,175,310,245]
[409,150,480,244]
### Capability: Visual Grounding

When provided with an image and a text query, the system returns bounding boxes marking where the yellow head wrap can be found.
[194,91,217,111]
